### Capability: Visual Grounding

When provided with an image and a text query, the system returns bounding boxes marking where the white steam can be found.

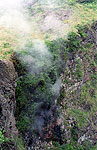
[0,0,53,73]
[0,0,70,35]
[0,0,70,73]
[52,78,62,98]
[0,0,31,33]
[0,0,68,136]
[19,39,52,73]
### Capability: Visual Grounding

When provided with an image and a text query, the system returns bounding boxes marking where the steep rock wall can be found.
[0,59,18,138]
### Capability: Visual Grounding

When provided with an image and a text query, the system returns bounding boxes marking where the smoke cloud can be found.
[0,0,70,144]
[52,78,62,98]
[0,0,67,90]
[0,0,55,73]
[0,0,65,98]
[18,39,52,73]
[0,0,71,37]
[0,0,28,31]
[0,0,71,73]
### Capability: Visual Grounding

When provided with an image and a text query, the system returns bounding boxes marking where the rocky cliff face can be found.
[14,21,97,150]
[56,21,97,147]
[0,20,96,149]
[0,59,18,139]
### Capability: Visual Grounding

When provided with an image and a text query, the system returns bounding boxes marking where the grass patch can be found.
[70,109,88,128]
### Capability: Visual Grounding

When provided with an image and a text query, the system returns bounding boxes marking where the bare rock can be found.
[0,59,18,138]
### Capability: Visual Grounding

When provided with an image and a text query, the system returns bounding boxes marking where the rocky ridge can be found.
[0,59,18,148]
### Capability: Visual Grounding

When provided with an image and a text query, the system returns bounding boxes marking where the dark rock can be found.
[0,59,18,138]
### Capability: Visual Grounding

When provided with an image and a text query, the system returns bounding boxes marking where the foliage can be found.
[3,42,10,48]
[51,141,84,150]
[68,0,96,5]
[94,54,97,64]
[75,59,83,79]
[51,141,97,150]
[76,0,95,3]
[16,114,30,132]
[15,37,69,134]
[70,109,88,128]
[15,72,54,132]
[67,32,80,52]
[76,24,87,38]
[15,22,97,150]
[16,137,25,150]
[1,137,25,150]
[0,130,8,144]
[80,77,97,104]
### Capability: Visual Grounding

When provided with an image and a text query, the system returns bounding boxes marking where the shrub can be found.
[76,0,95,3]
[51,141,84,150]
[0,130,8,144]
[67,32,80,52]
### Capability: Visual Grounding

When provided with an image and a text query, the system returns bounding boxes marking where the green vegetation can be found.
[0,39,14,60]
[0,130,8,144]
[15,29,85,133]
[80,79,97,113]
[51,141,97,150]
[0,0,96,149]
[53,21,97,150]
[67,32,80,52]
[77,0,95,3]
[51,142,84,150]
[94,54,97,64]
[0,136,25,150]
[15,22,97,138]
[69,0,96,5]
[15,72,54,132]
[0,129,25,149]
[70,109,88,128]
[75,59,83,79]
[16,137,25,150]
